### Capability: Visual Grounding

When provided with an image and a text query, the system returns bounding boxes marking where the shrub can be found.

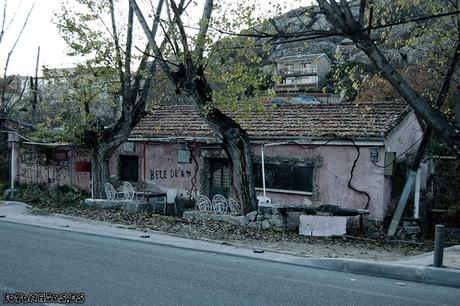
[0,180,8,200]
[15,183,87,207]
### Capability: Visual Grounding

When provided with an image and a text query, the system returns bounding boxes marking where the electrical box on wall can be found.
[370,147,379,162]
[178,148,191,163]
[122,142,135,152]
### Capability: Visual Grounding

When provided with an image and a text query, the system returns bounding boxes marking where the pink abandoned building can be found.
[13,100,423,219]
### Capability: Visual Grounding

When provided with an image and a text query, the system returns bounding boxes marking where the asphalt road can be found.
[0,222,459,306]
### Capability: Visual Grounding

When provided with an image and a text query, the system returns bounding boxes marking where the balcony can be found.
[274,83,318,93]
[278,68,317,77]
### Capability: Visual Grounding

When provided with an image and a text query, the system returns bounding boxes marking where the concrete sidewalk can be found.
[1,200,460,288]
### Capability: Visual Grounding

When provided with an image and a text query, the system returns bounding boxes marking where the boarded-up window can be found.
[119,155,139,182]
[252,163,313,193]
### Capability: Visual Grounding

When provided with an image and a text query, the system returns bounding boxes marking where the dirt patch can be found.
[28,205,449,261]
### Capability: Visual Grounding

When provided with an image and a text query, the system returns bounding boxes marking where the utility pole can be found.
[31,46,40,118]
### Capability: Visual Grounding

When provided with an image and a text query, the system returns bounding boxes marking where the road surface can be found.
[0,222,459,306]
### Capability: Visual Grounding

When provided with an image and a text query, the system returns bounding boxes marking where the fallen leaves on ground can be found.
[28,205,436,261]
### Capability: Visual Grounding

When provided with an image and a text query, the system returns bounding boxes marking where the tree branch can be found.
[107,0,125,103]
[169,0,193,69]
[318,0,460,151]
[124,5,134,102]
[1,2,33,109]
[129,0,173,79]
[194,0,214,64]
[358,0,366,28]
[0,0,7,45]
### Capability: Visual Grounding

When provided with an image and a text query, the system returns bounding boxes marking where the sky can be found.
[0,0,72,76]
[0,0,314,77]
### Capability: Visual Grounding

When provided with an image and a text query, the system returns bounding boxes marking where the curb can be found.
[1,213,459,288]
[303,258,460,288]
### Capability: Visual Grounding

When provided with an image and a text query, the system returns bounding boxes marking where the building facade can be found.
[274,53,332,94]
[13,101,424,219]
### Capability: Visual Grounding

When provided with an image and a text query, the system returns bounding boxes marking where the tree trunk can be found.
[456,77,460,129]
[205,109,258,213]
[225,132,258,213]
[189,72,258,214]
[90,146,109,199]
[0,113,6,154]
[0,114,8,181]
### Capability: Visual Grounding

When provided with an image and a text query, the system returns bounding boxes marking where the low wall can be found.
[84,198,151,213]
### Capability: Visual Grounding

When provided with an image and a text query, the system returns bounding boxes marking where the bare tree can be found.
[130,0,258,213]
[0,0,34,181]
[76,0,167,198]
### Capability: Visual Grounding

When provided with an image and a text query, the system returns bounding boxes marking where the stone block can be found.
[182,210,245,227]
[269,219,284,227]
[299,215,347,237]
[261,220,270,230]
[84,198,122,209]
[247,222,261,231]
[84,198,150,212]
[245,211,257,223]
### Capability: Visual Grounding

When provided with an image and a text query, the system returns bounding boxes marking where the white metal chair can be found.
[121,182,145,201]
[196,195,211,212]
[212,194,227,214]
[104,183,123,201]
[227,198,241,215]
[163,188,178,215]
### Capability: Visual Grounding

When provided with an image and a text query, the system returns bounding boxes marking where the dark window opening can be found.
[209,158,231,197]
[119,155,139,182]
[252,163,313,193]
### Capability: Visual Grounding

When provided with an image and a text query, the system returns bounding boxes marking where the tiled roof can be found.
[130,100,410,139]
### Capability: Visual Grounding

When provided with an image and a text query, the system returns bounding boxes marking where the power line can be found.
[205,9,460,48]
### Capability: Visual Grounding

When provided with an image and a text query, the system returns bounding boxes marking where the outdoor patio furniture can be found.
[211,194,227,214]
[104,183,124,200]
[196,195,211,212]
[152,192,166,214]
[227,198,241,215]
[163,188,178,215]
[120,182,146,200]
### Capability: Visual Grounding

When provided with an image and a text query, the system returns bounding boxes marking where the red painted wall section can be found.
[17,145,91,192]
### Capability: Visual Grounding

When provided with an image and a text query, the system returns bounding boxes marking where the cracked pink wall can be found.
[253,144,387,218]
[108,143,199,200]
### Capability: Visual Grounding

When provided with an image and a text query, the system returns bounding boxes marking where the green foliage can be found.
[0,180,8,200]
[26,0,128,144]
[329,62,367,102]
[428,132,457,156]
[15,183,87,208]
[56,0,115,66]
[205,13,275,113]
[28,65,120,144]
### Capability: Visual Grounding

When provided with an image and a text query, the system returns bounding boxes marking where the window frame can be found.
[119,154,140,182]
[252,155,323,198]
